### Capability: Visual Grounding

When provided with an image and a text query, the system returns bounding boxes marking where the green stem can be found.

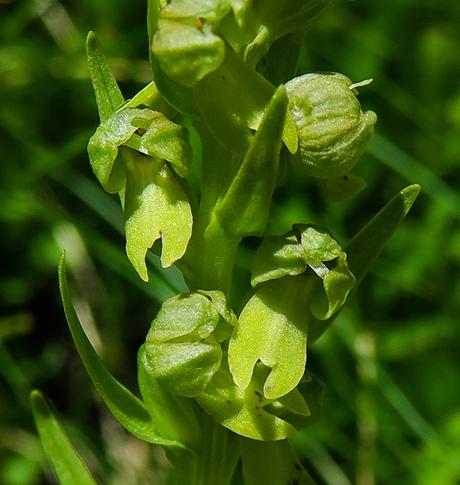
[190,220,239,295]
[185,123,242,295]
[195,412,240,485]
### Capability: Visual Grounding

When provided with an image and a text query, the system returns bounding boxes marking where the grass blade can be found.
[346,183,421,286]
[86,31,124,121]
[310,184,420,343]
[58,252,183,448]
[30,390,98,485]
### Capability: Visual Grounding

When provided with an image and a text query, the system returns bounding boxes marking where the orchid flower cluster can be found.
[31,1,420,484]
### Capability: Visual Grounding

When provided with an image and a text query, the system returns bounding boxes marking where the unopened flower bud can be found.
[285,73,377,177]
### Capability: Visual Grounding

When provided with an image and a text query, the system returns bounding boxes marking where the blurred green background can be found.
[1,0,459,484]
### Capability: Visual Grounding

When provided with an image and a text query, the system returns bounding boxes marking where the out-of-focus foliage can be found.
[0,0,459,484]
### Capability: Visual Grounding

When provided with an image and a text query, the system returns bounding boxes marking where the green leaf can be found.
[309,184,421,343]
[86,31,124,122]
[216,87,287,238]
[124,153,193,281]
[153,19,225,87]
[346,184,421,286]
[228,276,312,400]
[30,390,97,485]
[58,253,183,447]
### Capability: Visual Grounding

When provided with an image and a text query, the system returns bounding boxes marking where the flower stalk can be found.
[30,2,420,484]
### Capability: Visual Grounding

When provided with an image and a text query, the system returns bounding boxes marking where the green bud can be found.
[144,291,236,397]
[285,73,377,177]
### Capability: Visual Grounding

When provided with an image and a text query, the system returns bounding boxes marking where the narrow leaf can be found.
[346,184,421,285]
[309,184,421,343]
[58,253,182,447]
[31,390,97,485]
[216,86,287,238]
[86,31,124,122]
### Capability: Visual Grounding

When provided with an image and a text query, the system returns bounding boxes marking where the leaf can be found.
[228,276,311,400]
[30,390,97,485]
[216,87,287,238]
[124,153,193,281]
[347,184,421,285]
[309,184,421,343]
[58,253,183,447]
[86,31,124,122]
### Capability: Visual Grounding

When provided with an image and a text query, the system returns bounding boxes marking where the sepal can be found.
[285,73,377,178]
[144,291,235,397]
